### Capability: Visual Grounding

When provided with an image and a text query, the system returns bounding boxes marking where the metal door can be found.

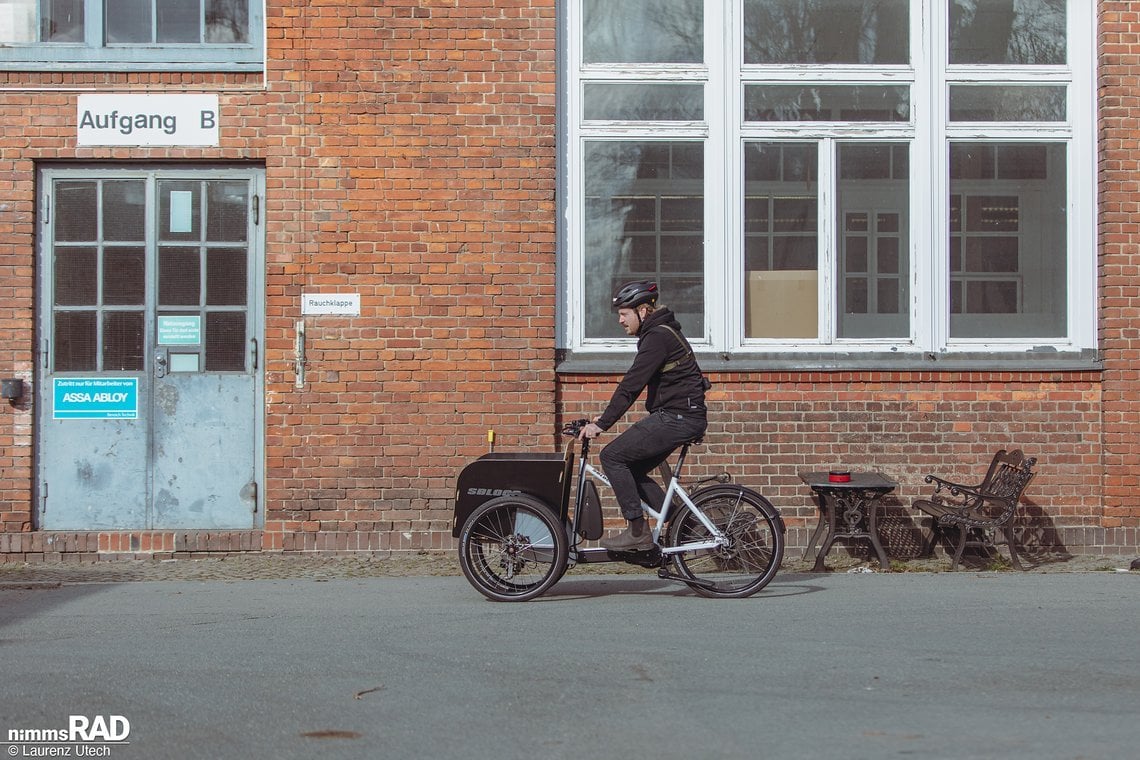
[36,167,264,530]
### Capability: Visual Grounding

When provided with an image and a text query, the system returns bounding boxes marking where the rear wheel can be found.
[667,487,784,598]
[459,495,569,602]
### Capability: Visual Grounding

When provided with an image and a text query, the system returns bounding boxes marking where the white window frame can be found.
[0,0,264,72]
[561,0,1097,361]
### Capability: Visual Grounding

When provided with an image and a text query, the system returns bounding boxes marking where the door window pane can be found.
[159,182,200,240]
[744,142,818,339]
[205,312,246,371]
[103,247,146,305]
[54,247,98,306]
[102,181,146,241]
[949,0,1065,65]
[949,143,1067,338]
[950,86,1066,122]
[206,248,247,306]
[159,247,201,306]
[583,0,702,64]
[206,181,249,242]
[584,140,704,339]
[745,85,909,122]
[743,0,909,65]
[54,181,97,242]
[54,311,97,371]
[103,311,144,371]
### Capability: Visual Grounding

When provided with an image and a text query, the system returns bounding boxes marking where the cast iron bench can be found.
[912,449,1037,570]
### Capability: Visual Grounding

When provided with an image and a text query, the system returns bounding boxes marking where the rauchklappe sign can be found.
[53,378,139,420]
[77,93,219,147]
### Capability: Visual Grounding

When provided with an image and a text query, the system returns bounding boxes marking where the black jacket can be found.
[596,307,707,431]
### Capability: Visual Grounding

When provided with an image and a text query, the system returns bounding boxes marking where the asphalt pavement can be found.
[1,566,1137,760]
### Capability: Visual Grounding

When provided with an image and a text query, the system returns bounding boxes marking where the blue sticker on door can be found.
[53,378,139,419]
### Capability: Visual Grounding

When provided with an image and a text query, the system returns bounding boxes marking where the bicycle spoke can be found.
[459,496,568,602]
[667,488,784,598]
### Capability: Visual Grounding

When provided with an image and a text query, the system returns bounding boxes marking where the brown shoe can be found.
[600,520,654,551]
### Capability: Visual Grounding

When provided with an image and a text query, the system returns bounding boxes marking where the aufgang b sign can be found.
[77,93,219,146]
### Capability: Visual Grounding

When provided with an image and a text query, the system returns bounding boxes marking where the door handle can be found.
[154,352,168,378]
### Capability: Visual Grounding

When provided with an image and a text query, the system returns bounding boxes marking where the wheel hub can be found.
[499,533,531,577]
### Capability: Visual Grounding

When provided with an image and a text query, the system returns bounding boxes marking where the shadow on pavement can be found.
[0,583,116,631]
[537,573,825,600]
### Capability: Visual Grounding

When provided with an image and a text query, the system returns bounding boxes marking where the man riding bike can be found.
[579,281,710,551]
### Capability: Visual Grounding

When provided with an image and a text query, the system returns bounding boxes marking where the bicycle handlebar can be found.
[561,418,591,438]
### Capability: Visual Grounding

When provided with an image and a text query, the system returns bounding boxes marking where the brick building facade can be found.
[0,1,1136,562]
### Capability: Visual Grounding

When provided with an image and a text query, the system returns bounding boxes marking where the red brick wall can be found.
[260,0,558,551]
[1099,2,1140,534]
[2,1,1138,560]
[0,0,559,556]
[560,372,1111,554]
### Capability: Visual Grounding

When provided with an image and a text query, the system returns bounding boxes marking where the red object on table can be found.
[828,470,851,483]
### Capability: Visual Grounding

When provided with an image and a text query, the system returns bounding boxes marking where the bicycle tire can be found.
[666,486,784,599]
[458,494,569,602]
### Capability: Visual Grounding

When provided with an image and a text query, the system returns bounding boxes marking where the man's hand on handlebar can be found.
[578,422,603,441]
[561,418,603,441]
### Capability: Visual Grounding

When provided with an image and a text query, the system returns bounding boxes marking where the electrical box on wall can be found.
[2,378,24,400]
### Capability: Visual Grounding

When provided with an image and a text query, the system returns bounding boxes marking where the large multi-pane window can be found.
[0,0,262,70]
[564,0,1094,359]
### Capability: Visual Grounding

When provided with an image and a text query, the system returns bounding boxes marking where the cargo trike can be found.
[453,419,785,601]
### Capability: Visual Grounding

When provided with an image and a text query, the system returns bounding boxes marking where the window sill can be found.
[556,348,1103,375]
[0,60,263,73]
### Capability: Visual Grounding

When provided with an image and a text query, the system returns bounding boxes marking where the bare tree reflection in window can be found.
[583,0,702,64]
[41,0,84,42]
[743,0,909,65]
[206,0,247,43]
[584,142,643,338]
[949,0,1065,65]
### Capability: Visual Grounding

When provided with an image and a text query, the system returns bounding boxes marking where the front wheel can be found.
[459,495,569,602]
[667,486,784,599]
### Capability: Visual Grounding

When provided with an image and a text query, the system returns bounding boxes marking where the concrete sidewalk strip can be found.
[1,549,1136,586]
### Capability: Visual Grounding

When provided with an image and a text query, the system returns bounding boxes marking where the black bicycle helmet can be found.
[612,280,658,310]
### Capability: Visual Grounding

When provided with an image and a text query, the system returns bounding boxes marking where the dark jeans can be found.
[599,410,708,521]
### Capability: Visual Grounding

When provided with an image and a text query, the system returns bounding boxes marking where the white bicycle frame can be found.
[581,462,728,553]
